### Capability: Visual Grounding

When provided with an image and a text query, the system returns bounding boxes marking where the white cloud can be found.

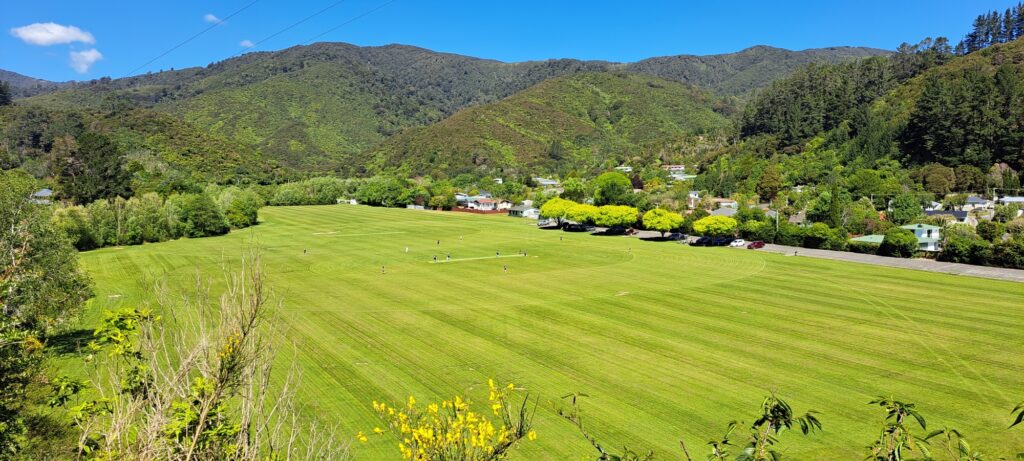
[203,13,222,24]
[10,22,95,46]
[240,39,255,48]
[69,48,102,73]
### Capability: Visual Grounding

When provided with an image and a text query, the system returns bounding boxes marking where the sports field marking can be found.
[312,231,406,237]
[429,254,528,263]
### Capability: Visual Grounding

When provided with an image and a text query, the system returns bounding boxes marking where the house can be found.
[533,177,561,190]
[710,198,738,209]
[668,173,697,182]
[508,205,539,219]
[710,207,738,217]
[788,210,808,227]
[901,223,942,252]
[496,200,514,211]
[455,193,469,205]
[850,234,885,245]
[662,165,686,173]
[925,209,974,225]
[469,198,497,211]
[477,190,493,198]
[925,201,943,211]
[965,195,992,210]
[687,191,701,209]
[31,188,53,205]
[614,165,633,173]
[493,178,504,185]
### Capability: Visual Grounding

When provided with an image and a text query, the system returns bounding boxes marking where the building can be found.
[709,198,738,209]
[662,165,686,173]
[508,205,540,219]
[850,234,885,245]
[493,178,503,184]
[497,200,514,211]
[668,173,697,182]
[687,191,701,209]
[533,177,561,189]
[925,209,974,225]
[710,207,737,217]
[468,198,497,211]
[964,195,992,210]
[901,223,942,252]
[788,211,808,227]
[997,196,1024,207]
[614,165,633,173]
[31,188,53,205]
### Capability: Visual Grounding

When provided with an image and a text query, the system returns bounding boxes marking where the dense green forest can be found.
[1,43,883,176]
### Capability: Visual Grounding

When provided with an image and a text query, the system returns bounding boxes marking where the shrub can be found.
[642,208,684,236]
[992,239,1024,269]
[220,188,264,228]
[739,220,775,242]
[355,177,407,207]
[52,205,99,250]
[172,193,229,238]
[848,241,879,254]
[878,228,919,258]
[976,220,1004,242]
[775,222,805,246]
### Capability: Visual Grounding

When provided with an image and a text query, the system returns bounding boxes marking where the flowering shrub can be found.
[365,379,536,460]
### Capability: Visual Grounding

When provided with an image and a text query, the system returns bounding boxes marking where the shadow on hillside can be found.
[47,328,93,356]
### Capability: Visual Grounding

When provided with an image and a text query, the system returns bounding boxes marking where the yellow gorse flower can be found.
[366,379,535,460]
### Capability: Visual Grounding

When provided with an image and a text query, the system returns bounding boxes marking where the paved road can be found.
[757,244,1024,283]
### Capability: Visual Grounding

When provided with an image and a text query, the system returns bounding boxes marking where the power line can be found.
[227,0,352,58]
[122,0,261,78]
[302,0,398,45]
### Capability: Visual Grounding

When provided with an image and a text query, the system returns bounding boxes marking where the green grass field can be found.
[78,205,1024,459]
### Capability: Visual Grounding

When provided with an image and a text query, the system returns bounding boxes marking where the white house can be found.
[710,198,738,209]
[31,188,53,205]
[469,198,497,211]
[533,177,560,189]
[997,196,1024,206]
[496,200,514,211]
[614,165,633,173]
[508,205,539,219]
[901,223,942,252]
[687,191,701,209]
[662,165,686,173]
[964,195,992,211]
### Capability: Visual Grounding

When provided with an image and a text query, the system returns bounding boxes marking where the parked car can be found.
[729,239,747,247]
[605,225,628,235]
[691,236,712,246]
[747,241,766,249]
[711,237,734,246]
[537,218,555,227]
[625,228,639,235]
[666,232,686,241]
[563,223,595,232]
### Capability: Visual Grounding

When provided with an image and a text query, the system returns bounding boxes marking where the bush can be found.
[355,177,407,207]
[878,228,919,258]
[172,193,229,238]
[992,239,1024,269]
[939,236,992,265]
[125,193,170,243]
[739,220,775,242]
[693,215,738,237]
[52,205,99,250]
[220,188,264,228]
[976,220,1004,242]
[775,223,805,246]
[848,241,879,254]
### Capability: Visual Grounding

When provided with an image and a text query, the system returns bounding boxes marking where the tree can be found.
[755,164,785,201]
[566,203,599,224]
[641,208,683,237]
[916,164,956,195]
[889,193,922,225]
[171,193,229,238]
[692,215,737,237]
[994,204,1021,223]
[593,172,632,206]
[0,81,12,106]
[560,177,587,202]
[976,220,1004,242]
[594,205,638,228]
[354,177,406,207]
[220,188,264,228]
[879,228,919,257]
[0,170,92,455]
[59,132,131,204]
[539,197,576,224]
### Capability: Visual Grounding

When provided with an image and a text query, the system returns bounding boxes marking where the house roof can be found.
[901,223,942,230]
[851,234,885,244]
[33,188,53,197]
[925,210,968,219]
[475,198,496,203]
[999,196,1024,203]
[788,211,806,223]
[966,196,989,204]
[710,207,737,217]
[510,205,537,212]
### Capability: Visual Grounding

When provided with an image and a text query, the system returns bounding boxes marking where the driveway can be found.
[756,244,1024,283]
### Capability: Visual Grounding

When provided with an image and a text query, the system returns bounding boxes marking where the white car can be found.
[729,239,747,247]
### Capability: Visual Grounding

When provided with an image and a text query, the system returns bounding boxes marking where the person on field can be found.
[437,239,440,246]
[381,265,385,274]
[405,247,409,253]
[503,264,507,273]
[446,253,451,261]
[496,250,500,257]
[433,255,437,262]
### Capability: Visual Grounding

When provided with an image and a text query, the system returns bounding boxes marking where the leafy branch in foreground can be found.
[51,253,347,460]
[557,391,819,461]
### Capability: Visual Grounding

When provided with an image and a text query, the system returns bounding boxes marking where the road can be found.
[756,244,1024,283]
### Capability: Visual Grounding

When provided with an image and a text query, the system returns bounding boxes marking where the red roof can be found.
[476,198,496,203]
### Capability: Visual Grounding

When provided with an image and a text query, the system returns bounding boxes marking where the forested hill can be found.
[628,45,888,97]
[739,37,1024,172]
[0,69,70,99]
[4,42,886,172]
[368,72,734,177]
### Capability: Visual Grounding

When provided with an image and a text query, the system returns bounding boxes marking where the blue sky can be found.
[1,0,1013,81]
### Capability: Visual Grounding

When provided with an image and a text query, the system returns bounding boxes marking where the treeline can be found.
[52,186,263,251]
[958,2,1024,54]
